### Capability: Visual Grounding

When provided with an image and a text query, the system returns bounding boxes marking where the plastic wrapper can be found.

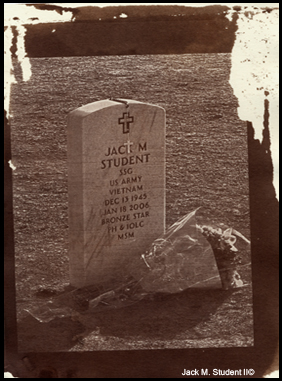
[24,208,250,323]
[128,208,222,293]
[24,278,149,323]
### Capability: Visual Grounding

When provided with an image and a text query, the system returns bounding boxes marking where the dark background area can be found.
[10,5,238,57]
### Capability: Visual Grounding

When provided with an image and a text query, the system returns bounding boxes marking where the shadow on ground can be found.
[17,287,234,352]
[95,288,233,340]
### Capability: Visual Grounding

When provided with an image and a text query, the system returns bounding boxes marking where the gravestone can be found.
[67,99,166,287]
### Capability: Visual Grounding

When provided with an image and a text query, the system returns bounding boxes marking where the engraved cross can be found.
[118,112,134,134]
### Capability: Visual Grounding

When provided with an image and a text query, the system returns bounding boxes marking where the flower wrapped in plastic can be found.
[199,225,250,289]
[129,208,222,293]
[24,208,250,323]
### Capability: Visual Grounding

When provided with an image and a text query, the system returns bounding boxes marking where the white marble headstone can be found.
[67,99,165,287]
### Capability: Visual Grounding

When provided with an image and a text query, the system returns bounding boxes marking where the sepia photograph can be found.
[4,2,278,378]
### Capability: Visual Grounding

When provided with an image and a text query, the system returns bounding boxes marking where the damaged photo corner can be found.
[4,2,279,378]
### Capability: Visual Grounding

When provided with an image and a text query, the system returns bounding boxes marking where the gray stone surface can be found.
[67,99,165,287]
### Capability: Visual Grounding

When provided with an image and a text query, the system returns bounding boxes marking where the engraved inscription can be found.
[100,140,151,240]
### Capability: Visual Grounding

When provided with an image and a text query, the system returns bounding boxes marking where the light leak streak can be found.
[8,160,17,171]
[15,23,32,82]
[4,26,16,118]
[4,4,73,117]
[228,6,279,200]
